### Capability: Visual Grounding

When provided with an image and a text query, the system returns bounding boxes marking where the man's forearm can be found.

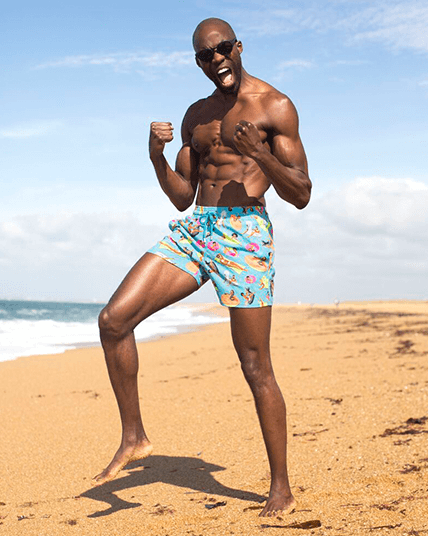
[150,153,195,212]
[252,148,311,209]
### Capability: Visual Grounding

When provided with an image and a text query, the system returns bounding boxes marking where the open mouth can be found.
[217,66,233,85]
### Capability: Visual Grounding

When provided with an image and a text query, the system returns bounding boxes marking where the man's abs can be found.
[196,162,269,207]
[195,156,270,207]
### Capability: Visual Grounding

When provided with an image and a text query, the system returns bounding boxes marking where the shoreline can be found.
[0,302,228,364]
[1,300,427,535]
[2,299,425,364]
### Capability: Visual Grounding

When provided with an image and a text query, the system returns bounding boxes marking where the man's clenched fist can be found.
[149,122,174,158]
[233,120,264,159]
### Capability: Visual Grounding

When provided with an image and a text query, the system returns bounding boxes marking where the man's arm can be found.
[233,96,311,209]
[149,108,199,212]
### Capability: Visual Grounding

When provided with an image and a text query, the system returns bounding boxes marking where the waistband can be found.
[193,205,269,218]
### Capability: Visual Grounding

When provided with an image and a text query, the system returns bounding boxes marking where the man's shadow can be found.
[81,455,266,518]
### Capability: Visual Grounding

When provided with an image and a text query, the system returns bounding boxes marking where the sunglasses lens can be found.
[217,41,233,56]
[197,49,214,62]
[196,40,236,62]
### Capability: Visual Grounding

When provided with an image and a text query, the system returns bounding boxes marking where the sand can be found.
[1,301,427,535]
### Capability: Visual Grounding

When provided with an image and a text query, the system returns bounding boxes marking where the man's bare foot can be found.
[259,492,296,517]
[92,440,153,486]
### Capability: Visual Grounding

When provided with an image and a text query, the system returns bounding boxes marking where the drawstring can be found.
[199,212,217,243]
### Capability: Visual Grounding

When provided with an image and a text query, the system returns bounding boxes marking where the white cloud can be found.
[3,183,184,222]
[35,51,194,73]
[266,175,428,301]
[0,179,199,300]
[2,176,427,303]
[274,59,314,81]
[322,176,428,235]
[231,1,428,54]
[230,7,314,37]
[277,59,314,70]
[329,59,370,66]
[0,183,190,272]
[351,2,428,53]
[0,211,166,292]
[269,176,428,252]
[0,121,62,139]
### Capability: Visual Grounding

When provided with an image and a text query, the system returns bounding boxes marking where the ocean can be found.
[0,300,226,362]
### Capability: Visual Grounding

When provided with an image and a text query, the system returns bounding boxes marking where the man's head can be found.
[193,18,243,94]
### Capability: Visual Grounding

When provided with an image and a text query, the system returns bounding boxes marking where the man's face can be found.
[194,27,242,94]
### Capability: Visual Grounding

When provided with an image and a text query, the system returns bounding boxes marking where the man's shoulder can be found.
[245,78,299,133]
[185,97,210,117]
[255,78,293,109]
[182,97,210,130]
[244,77,293,111]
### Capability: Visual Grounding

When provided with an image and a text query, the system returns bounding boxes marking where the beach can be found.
[1,301,427,535]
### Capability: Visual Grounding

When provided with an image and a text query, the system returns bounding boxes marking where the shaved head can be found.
[193,18,236,50]
[192,18,243,95]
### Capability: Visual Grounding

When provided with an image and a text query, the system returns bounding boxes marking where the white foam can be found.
[0,306,226,362]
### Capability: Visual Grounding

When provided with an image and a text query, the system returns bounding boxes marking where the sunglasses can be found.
[195,38,237,63]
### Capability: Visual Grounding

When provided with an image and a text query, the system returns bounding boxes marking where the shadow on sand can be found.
[81,454,266,518]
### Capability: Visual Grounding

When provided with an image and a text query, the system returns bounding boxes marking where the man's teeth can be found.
[218,68,229,75]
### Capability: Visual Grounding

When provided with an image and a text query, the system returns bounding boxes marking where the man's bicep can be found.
[272,131,308,174]
[175,143,199,189]
[270,98,308,173]
[176,104,199,179]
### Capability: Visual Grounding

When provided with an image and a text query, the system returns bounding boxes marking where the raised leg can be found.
[229,307,296,517]
[93,252,200,485]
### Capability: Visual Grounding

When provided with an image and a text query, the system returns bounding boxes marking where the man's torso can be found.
[186,78,284,207]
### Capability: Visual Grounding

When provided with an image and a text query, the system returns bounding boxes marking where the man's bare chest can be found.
[191,104,268,154]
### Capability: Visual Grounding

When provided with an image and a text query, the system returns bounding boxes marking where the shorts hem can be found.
[147,250,203,287]
[219,302,273,309]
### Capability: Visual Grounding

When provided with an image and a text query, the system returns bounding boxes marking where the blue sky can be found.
[1,0,427,303]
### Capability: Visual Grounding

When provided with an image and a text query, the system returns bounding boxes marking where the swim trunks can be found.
[148,205,275,308]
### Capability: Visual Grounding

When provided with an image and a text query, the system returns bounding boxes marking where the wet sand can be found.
[1,301,427,535]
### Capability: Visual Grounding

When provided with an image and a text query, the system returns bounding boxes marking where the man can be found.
[94,18,311,517]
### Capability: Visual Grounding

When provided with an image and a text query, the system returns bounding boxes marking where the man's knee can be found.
[239,348,273,391]
[98,306,129,340]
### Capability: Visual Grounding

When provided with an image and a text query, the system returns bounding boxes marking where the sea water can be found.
[0,300,225,362]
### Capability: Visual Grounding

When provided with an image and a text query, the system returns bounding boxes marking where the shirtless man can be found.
[94,18,311,517]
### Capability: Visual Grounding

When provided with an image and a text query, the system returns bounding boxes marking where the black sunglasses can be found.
[195,38,237,63]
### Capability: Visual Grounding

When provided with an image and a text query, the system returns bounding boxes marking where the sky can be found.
[1,0,427,304]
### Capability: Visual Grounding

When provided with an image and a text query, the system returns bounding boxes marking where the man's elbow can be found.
[295,194,310,210]
[171,194,194,212]
[295,180,312,210]
[173,200,191,212]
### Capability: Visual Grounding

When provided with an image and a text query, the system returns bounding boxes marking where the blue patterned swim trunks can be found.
[148,205,275,308]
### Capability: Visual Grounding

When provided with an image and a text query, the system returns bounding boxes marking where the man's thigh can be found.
[105,252,201,333]
[229,306,272,355]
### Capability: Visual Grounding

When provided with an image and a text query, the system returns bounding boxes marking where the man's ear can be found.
[236,40,243,54]
[195,56,203,68]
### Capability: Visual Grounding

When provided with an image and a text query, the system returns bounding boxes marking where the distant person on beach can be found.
[94,18,311,516]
